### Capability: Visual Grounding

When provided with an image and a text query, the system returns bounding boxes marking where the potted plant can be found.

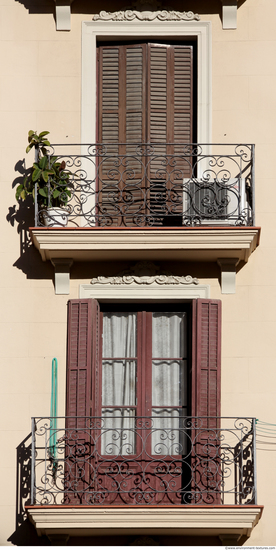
[16,130,73,227]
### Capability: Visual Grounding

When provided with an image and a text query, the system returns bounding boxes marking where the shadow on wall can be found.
[6,159,54,282]
[8,433,50,546]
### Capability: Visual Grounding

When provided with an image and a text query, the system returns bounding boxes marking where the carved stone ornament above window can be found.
[93,10,200,21]
[90,261,199,286]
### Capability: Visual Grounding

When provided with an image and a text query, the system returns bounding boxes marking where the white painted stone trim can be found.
[27,505,263,539]
[80,282,210,301]
[93,10,200,22]
[220,0,238,29]
[80,260,208,300]
[217,257,239,294]
[51,258,73,294]
[54,0,72,30]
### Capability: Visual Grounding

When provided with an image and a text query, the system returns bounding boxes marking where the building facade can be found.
[1,0,275,545]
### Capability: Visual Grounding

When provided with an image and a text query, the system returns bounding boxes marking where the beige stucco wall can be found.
[0,0,276,545]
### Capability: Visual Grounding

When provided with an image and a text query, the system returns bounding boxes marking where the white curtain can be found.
[151,312,187,455]
[101,312,136,455]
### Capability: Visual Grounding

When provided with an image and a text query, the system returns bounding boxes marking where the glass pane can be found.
[101,408,136,455]
[152,312,186,358]
[102,360,136,406]
[151,409,187,456]
[103,312,137,357]
[152,360,187,407]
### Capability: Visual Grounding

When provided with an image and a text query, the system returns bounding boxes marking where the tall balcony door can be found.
[97,43,194,226]
[66,299,221,505]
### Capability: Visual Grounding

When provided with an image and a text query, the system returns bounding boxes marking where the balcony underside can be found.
[30,226,260,264]
[27,505,263,542]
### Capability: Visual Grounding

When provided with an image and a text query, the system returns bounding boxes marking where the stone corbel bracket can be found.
[220,0,238,29]
[54,0,73,31]
[217,258,239,294]
[51,258,73,294]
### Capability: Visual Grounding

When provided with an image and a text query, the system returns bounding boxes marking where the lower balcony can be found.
[26,416,262,544]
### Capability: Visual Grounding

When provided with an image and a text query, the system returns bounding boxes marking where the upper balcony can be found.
[28,143,260,293]
[26,416,262,544]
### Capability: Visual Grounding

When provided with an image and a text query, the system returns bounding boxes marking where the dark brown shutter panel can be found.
[148,44,193,147]
[191,298,222,505]
[98,44,147,226]
[66,299,99,427]
[192,298,221,418]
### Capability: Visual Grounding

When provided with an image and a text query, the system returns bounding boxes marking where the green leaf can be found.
[39,156,49,170]
[42,171,49,183]
[39,187,48,198]
[15,185,23,201]
[53,189,61,198]
[38,131,50,138]
[32,168,42,182]
[26,144,34,153]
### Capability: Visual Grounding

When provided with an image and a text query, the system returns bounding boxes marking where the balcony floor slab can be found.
[26,505,263,541]
[30,226,260,264]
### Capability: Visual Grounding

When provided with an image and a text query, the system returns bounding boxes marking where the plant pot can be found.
[42,207,69,227]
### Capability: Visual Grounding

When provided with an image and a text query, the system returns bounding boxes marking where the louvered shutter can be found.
[66,299,99,426]
[192,299,221,419]
[98,43,193,226]
[98,45,147,226]
[148,44,193,222]
[65,299,99,504]
[191,298,222,504]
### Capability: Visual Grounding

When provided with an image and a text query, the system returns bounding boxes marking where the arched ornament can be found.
[93,10,200,21]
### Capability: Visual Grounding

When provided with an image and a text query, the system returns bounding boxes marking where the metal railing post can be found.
[253,417,257,504]
[34,145,39,227]
[31,417,36,505]
[252,144,256,226]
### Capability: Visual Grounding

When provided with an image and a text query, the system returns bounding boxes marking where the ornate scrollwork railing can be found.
[33,143,255,227]
[31,416,256,506]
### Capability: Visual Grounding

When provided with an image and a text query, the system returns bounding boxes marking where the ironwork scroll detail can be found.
[33,143,254,228]
[31,416,256,506]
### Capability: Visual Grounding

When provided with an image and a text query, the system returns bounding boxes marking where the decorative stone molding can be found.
[93,10,200,22]
[81,261,208,300]
[90,261,199,286]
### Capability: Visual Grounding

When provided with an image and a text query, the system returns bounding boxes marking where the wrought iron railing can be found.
[31,416,256,506]
[33,143,255,227]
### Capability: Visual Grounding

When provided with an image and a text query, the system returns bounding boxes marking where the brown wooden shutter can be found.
[98,42,193,226]
[66,299,99,427]
[98,44,147,225]
[148,44,193,221]
[191,298,222,505]
[192,299,222,419]
[65,299,99,504]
